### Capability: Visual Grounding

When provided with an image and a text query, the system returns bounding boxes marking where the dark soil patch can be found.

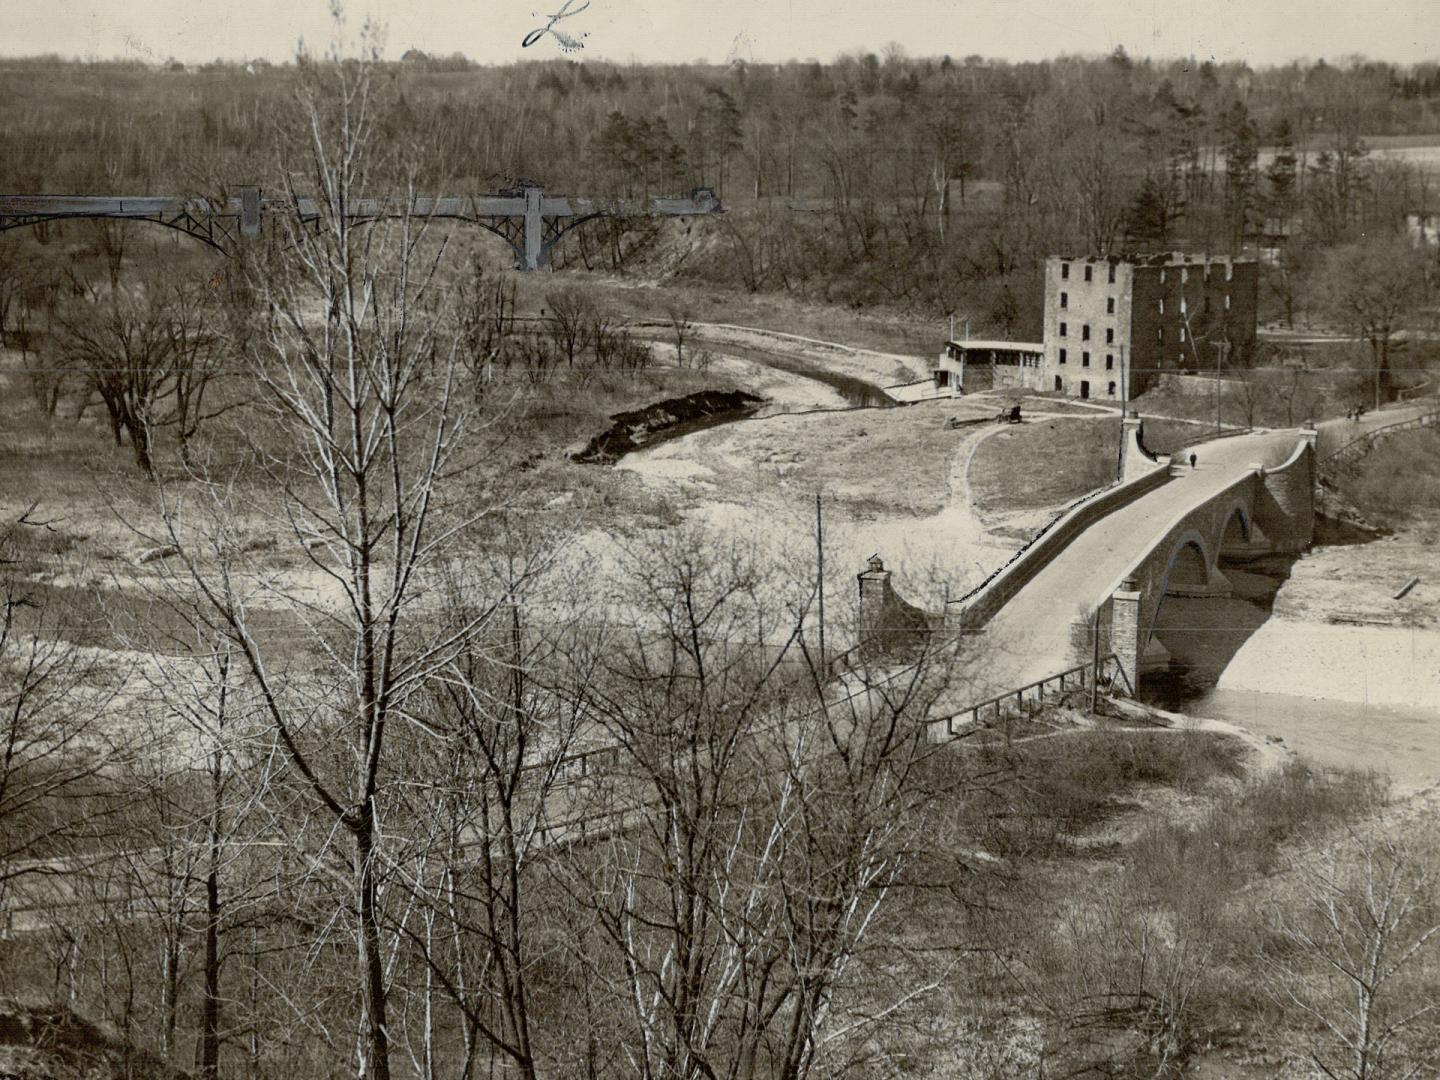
[572,390,764,464]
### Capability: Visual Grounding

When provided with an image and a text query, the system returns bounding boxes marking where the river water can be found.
[1136,546,1440,787]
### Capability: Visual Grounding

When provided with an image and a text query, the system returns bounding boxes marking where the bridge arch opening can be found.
[1221,507,1250,550]
[1165,540,1210,592]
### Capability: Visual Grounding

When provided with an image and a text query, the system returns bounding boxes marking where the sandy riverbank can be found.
[1216,621,1440,710]
[1189,520,1440,788]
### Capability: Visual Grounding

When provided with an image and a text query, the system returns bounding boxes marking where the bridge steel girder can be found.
[0,198,245,253]
[0,185,724,270]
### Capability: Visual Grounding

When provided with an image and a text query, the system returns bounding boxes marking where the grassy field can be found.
[968,417,1120,513]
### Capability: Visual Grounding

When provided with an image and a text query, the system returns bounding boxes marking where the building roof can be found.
[945,340,1044,353]
[1048,252,1256,267]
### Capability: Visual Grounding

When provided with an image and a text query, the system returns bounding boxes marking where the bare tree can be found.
[0,510,123,901]
[1264,825,1440,1080]
[561,530,946,1080]
[1314,239,1431,410]
[158,275,236,467]
[392,519,596,1080]
[129,632,261,1080]
[665,302,695,368]
[457,254,516,392]
[145,38,510,1080]
[57,289,176,475]
[0,237,27,349]
[545,287,594,370]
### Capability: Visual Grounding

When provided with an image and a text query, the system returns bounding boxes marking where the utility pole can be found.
[1216,339,1229,436]
[815,491,826,668]
[1090,606,1102,714]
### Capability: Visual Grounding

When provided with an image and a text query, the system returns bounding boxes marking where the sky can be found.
[4,0,1437,68]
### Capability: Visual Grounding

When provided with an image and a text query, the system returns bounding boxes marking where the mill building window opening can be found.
[1082,324,1091,341]
[1082,352,1090,367]
[1059,348,1067,364]
[1105,327,1114,343]
[1105,354,1114,370]
[1061,263,1070,279]
[1107,297,1115,314]
[1158,298,1165,314]
[1108,265,1116,283]
[1059,321,1067,336]
[1084,265,1093,282]
[1108,381,1117,396]
[1060,291,1068,309]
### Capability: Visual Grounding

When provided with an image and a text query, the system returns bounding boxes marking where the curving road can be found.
[1313,398,1439,458]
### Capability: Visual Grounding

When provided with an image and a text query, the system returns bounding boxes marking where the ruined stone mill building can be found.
[1041,253,1259,402]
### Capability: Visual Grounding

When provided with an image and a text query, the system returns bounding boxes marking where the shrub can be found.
[1342,428,1440,527]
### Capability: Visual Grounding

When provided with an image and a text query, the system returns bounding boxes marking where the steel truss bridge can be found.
[0,184,723,270]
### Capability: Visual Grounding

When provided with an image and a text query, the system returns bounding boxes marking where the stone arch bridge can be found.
[857,415,1319,708]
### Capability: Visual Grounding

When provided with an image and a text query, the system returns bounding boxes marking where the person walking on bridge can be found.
[1188,452,1198,470]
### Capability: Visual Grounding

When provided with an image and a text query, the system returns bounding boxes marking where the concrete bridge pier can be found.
[240,186,260,238]
[523,186,544,271]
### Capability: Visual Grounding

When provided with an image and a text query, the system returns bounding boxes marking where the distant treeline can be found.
[2,49,1438,322]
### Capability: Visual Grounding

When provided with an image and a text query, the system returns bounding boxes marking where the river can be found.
[1136,544,1440,789]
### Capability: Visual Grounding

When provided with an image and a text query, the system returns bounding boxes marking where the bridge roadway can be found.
[1314,398,1439,459]
[939,428,1309,716]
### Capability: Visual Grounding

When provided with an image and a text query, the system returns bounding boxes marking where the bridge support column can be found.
[523,186,544,271]
[1110,577,1142,694]
[240,186,260,238]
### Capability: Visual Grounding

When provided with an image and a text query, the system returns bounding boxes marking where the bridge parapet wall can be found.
[858,556,939,661]
[1253,431,1316,553]
[1118,411,1170,483]
[944,467,1173,635]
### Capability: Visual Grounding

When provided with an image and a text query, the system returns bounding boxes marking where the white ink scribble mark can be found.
[522,0,592,53]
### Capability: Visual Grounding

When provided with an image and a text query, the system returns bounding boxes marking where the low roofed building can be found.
[933,339,1045,395]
